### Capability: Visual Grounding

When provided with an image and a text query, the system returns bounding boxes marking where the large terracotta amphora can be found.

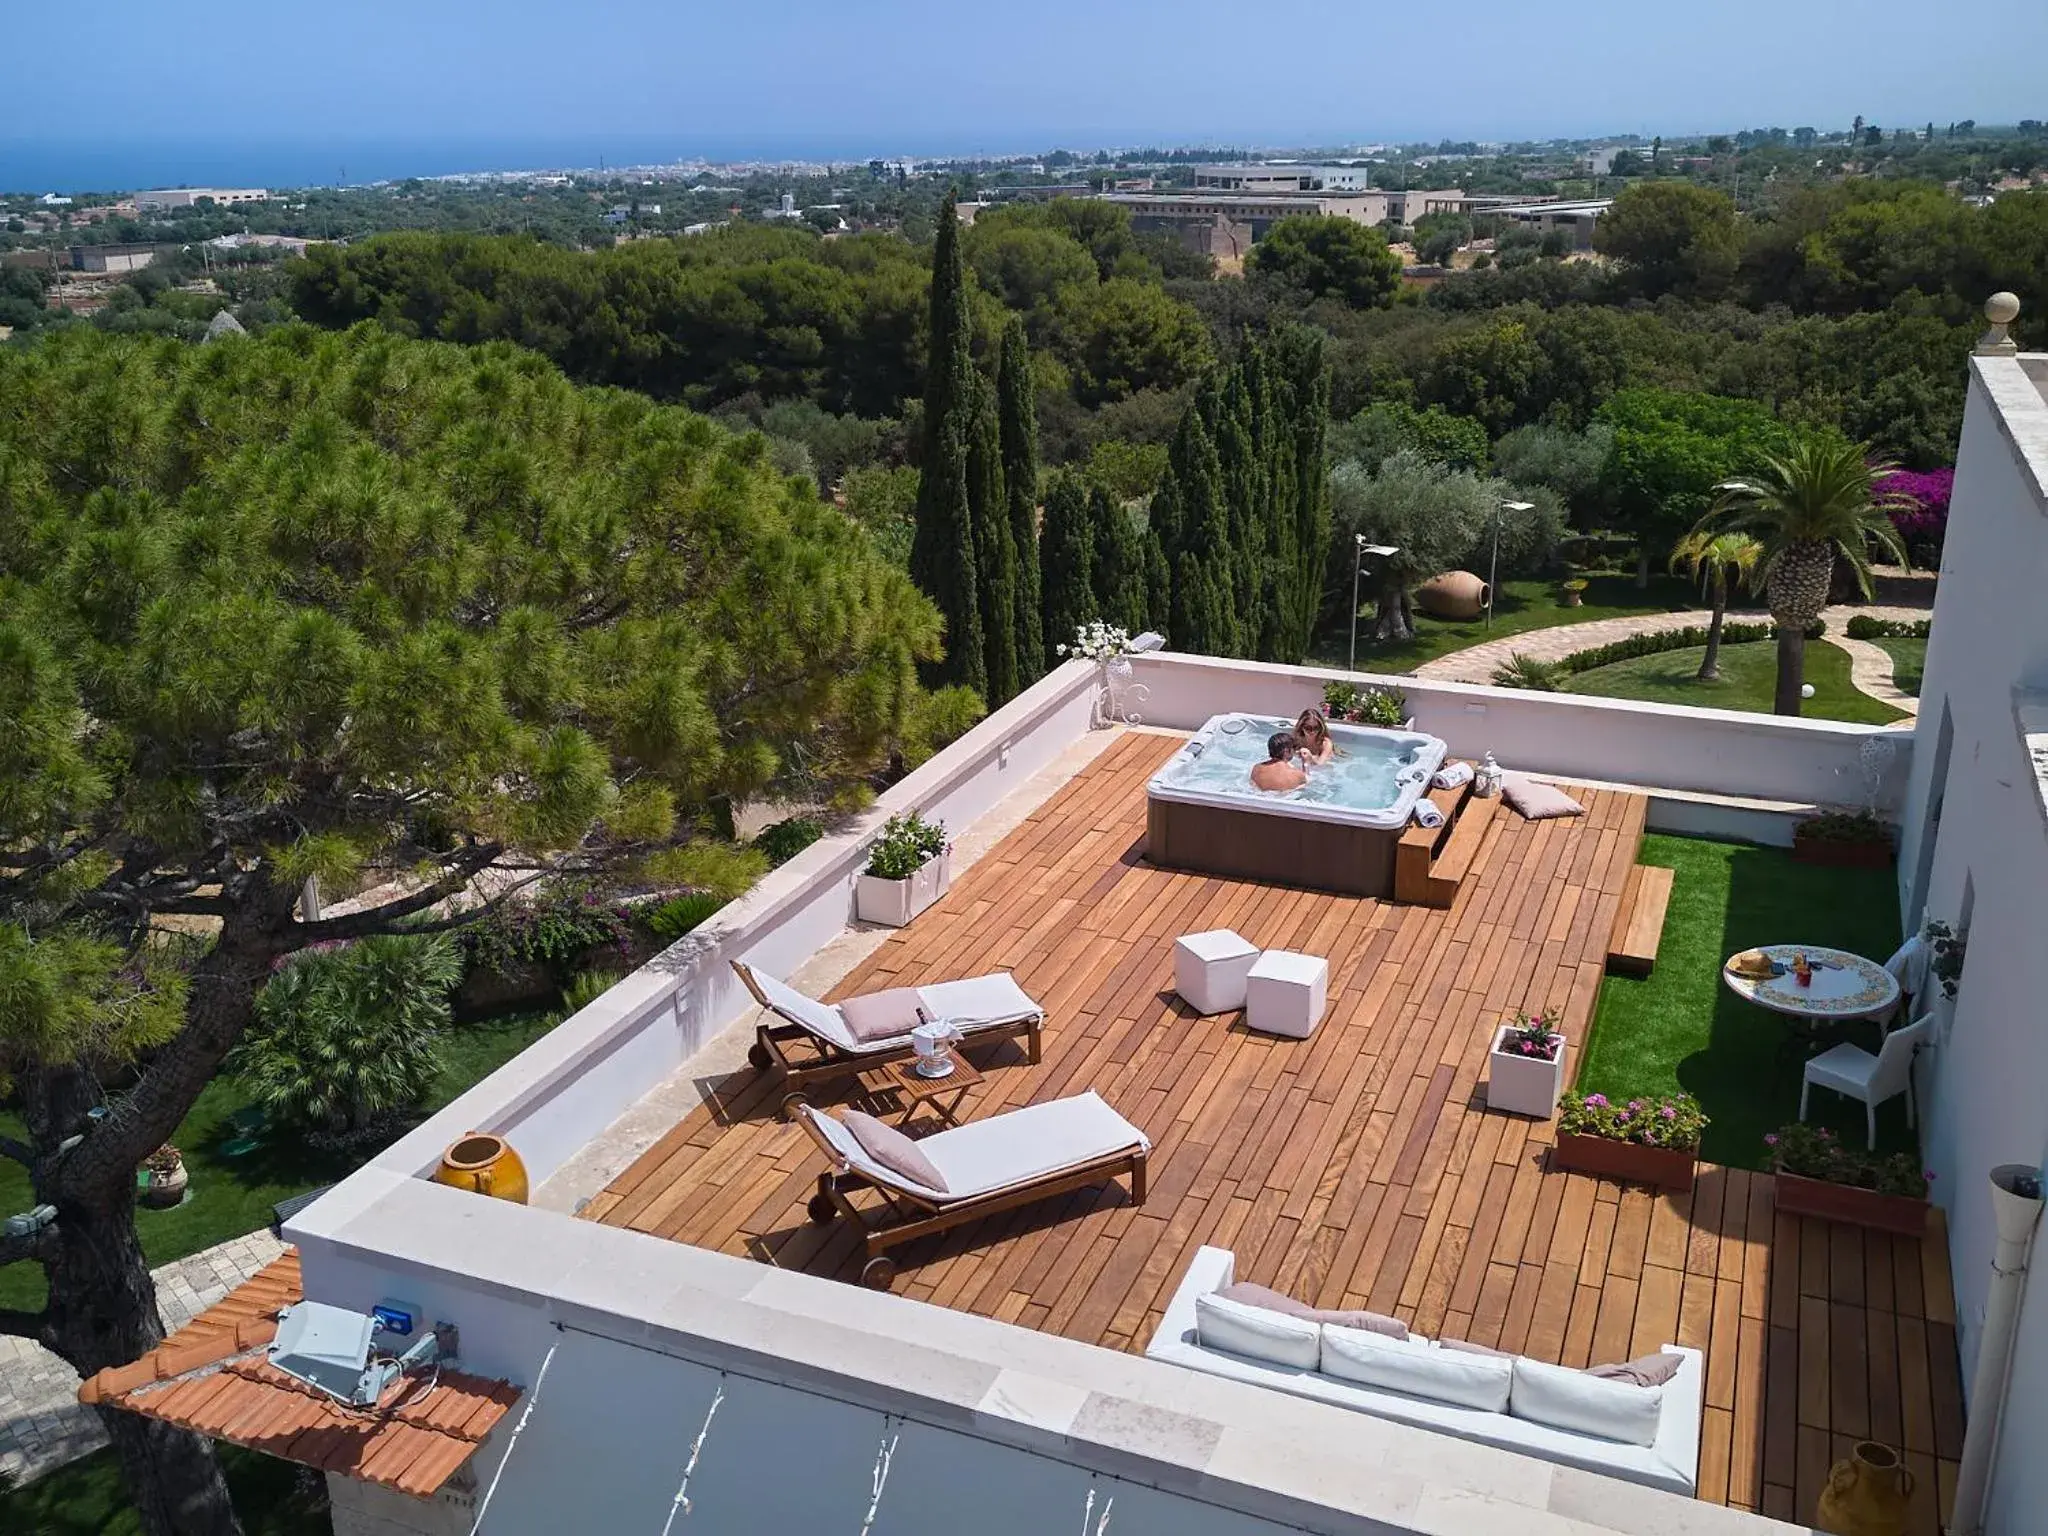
[433,1132,529,1205]
[1816,1441,1913,1536]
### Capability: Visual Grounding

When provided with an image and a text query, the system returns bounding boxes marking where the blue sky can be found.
[7,0,2046,186]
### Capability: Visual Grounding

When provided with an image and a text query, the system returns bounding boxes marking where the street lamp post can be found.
[1488,502,1535,628]
[1349,537,1401,670]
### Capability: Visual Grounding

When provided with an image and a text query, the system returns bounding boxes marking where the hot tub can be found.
[1146,713,1449,896]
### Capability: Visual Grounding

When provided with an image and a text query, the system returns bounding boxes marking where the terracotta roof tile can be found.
[80,1245,517,1497]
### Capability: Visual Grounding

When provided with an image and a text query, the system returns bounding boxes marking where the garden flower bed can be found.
[1552,1089,1706,1191]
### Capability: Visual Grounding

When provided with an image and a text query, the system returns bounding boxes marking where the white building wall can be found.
[1896,355,2048,1536]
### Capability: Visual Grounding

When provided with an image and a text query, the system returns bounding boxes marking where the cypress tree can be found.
[997,316,1043,686]
[967,372,1019,705]
[1163,406,1235,655]
[1038,469,1095,662]
[1087,485,1149,634]
[1271,325,1332,660]
[909,193,984,695]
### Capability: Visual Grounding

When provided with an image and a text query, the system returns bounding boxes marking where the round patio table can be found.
[1721,944,1899,1025]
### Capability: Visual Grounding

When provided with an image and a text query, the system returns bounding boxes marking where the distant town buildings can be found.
[1103,174,1475,260]
[1191,163,1373,193]
[71,243,157,274]
[38,192,72,207]
[764,192,803,220]
[1486,198,1612,249]
[206,232,316,256]
[134,187,269,211]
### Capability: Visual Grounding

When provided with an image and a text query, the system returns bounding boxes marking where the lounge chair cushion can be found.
[1511,1356,1664,1446]
[1588,1351,1685,1388]
[744,966,857,1046]
[1216,1282,1408,1339]
[1501,774,1585,821]
[914,972,1040,1027]
[1320,1326,1513,1411]
[917,1090,1148,1201]
[1195,1291,1322,1369]
[837,988,928,1045]
[842,1110,949,1194]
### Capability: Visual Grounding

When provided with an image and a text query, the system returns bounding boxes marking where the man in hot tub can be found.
[1249,731,1309,792]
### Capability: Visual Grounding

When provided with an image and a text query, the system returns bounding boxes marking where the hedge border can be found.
[1845,615,1931,640]
[1556,618,1825,676]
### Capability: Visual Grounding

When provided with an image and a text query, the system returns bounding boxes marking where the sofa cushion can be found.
[841,1110,948,1193]
[837,988,927,1045]
[1320,1325,1513,1411]
[1501,774,1585,821]
[1440,1337,1509,1357]
[1588,1351,1685,1388]
[1195,1291,1322,1369]
[1216,1282,1408,1338]
[1510,1356,1664,1446]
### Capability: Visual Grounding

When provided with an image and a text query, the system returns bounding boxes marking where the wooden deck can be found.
[586,731,1962,1528]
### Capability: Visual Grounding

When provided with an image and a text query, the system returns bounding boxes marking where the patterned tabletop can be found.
[1721,944,1900,1021]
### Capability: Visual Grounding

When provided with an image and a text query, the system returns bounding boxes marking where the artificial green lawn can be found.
[0,1010,562,1311]
[1578,835,1909,1171]
[1310,573,1703,674]
[1873,636,1926,697]
[1562,638,1909,726]
[0,1445,326,1536]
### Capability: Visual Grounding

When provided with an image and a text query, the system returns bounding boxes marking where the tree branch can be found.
[0,1307,52,1344]
[0,1222,57,1268]
[291,843,508,943]
[0,1135,34,1169]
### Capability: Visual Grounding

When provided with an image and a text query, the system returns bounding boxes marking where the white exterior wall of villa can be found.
[1896,353,2048,1536]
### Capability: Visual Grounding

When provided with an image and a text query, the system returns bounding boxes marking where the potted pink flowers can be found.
[1765,1124,1932,1236]
[1553,1090,1705,1191]
[1487,1009,1567,1118]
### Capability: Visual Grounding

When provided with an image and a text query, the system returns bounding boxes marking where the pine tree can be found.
[1087,484,1148,634]
[967,372,1019,705]
[1037,469,1095,662]
[997,316,1043,686]
[909,192,984,695]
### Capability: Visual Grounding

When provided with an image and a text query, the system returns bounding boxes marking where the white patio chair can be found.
[1881,933,1931,1028]
[1799,1015,1936,1150]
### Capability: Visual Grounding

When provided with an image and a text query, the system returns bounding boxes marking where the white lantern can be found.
[911,1019,961,1077]
[1473,751,1504,798]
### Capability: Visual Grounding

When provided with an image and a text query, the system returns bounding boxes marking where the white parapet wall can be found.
[1129,650,1911,814]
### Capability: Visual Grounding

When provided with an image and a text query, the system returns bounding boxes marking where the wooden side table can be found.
[860,1055,985,1130]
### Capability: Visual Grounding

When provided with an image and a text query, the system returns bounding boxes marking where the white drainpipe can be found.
[1948,1163,2044,1536]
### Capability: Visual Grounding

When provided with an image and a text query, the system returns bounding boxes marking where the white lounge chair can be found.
[733,960,1043,1117]
[1801,1014,1935,1150]
[795,1091,1149,1290]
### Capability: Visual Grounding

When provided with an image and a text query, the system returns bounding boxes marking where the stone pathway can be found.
[0,1229,287,1485]
[1833,633,1921,718]
[1410,603,1932,686]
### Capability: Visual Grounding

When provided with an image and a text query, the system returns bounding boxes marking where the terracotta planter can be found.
[140,1159,189,1209]
[1553,1131,1697,1192]
[1415,570,1489,621]
[1487,1026,1567,1118]
[1816,1440,1914,1535]
[855,849,951,928]
[1774,1172,1929,1236]
[1791,834,1894,870]
[433,1132,529,1204]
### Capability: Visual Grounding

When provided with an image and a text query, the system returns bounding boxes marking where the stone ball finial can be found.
[1977,292,2020,356]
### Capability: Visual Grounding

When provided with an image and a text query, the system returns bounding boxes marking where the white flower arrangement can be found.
[1056,621,1136,663]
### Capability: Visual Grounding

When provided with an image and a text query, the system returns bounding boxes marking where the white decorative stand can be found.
[1174,930,1261,1015]
[1245,951,1329,1039]
[855,850,951,928]
[1485,1025,1568,1118]
[1091,655,1149,729]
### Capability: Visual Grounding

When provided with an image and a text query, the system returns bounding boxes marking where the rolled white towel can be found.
[1411,799,1445,830]
[1433,760,1474,791]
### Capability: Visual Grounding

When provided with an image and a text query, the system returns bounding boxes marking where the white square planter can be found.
[1486,1024,1567,1118]
[855,850,951,928]
[1245,950,1328,1039]
[1174,929,1260,1015]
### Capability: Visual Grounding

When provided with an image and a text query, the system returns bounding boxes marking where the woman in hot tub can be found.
[1293,707,1337,765]
[1250,731,1309,792]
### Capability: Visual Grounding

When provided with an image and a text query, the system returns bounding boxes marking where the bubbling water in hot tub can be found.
[1171,715,1431,810]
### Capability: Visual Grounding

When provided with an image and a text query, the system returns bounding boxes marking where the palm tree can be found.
[1691,435,1909,714]
[1668,530,1762,681]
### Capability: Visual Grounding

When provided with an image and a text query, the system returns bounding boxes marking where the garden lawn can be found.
[1874,636,1926,697]
[1562,638,1909,725]
[0,1445,326,1536]
[1310,573,1701,674]
[0,1010,562,1311]
[1577,835,1908,1171]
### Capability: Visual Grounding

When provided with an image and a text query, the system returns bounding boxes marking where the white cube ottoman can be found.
[1174,929,1261,1015]
[1246,950,1329,1039]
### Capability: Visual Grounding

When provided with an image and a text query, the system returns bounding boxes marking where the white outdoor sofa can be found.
[1146,1246,1704,1497]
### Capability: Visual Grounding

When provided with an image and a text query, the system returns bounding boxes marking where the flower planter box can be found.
[1791,834,1894,870]
[855,850,951,928]
[1553,1131,1698,1192]
[1487,1025,1567,1118]
[1773,1171,1929,1236]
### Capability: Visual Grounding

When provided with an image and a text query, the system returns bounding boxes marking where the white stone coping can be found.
[2014,688,2048,842]
[1977,353,2048,516]
[292,1175,1803,1536]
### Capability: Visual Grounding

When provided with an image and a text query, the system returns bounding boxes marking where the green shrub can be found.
[1554,618,1823,675]
[458,884,633,980]
[1491,653,1564,691]
[1845,615,1931,640]
[644,892,727,942]
[754,816,825,866]
[1323,680,1407,726]
[866,811,947,880]
[560,967,623,1016]
[1794,809,1893,844]
[233,934,463,1135]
